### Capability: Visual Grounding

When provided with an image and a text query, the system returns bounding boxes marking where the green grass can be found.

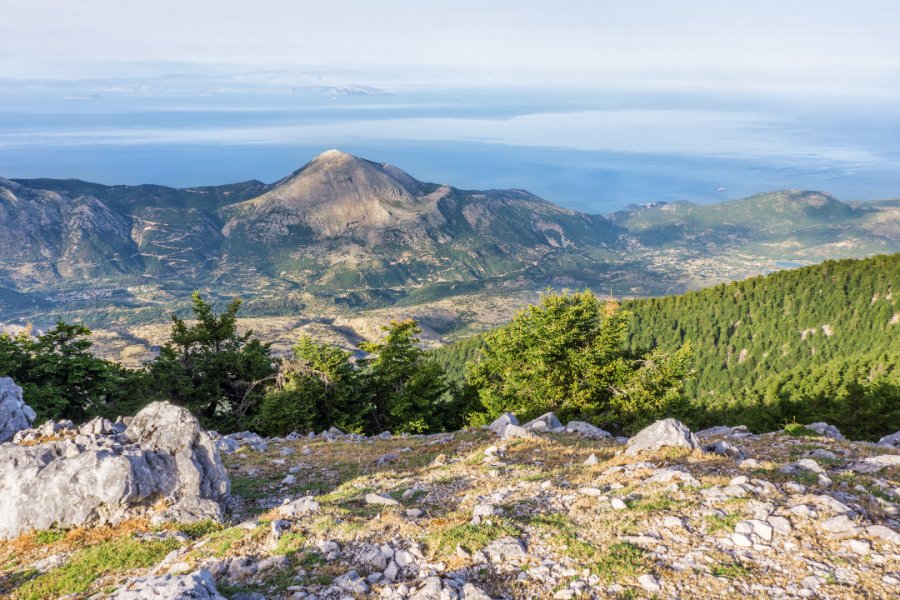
[704,513,741,534]
[272,532,307,556]
[424,519,520,557]
[171,519,223,539]
[712,562,752,579]
[200,526,247,558]
[593,543,648,582]
[13,537,180,600]
[629,494,687,513]
[32,530,65,545]
[529,514,648,580]
[783,422,821,438]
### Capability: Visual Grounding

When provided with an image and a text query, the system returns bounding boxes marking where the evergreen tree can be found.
[0,322,143,423]
[466,291,692,433]
[358,319,450,433]
[257,337,365,435]
[149,292,274,430]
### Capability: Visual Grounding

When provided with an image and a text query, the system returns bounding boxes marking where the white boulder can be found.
[0,401,230,540]
[625,418,700,456]
[0,377,35,443]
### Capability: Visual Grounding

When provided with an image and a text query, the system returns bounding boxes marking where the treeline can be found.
[432,254,900,440]
[0,291,689,436]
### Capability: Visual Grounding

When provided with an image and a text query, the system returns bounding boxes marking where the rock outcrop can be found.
[878,430,900,448]
[0,401,229,540]
[625,418,700,456]
[0,377,35,443]
[111,569,225,599]
[523,412,563,432]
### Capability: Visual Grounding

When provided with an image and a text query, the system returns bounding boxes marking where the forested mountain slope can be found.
[433,254,900,438]
[623,254,900,437]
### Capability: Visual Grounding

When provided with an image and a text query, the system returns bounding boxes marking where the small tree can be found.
[358,319,449,434]
[466,291,692,433]
[257,337,365,435]
[0,321,143,423]
[149,292,273,430]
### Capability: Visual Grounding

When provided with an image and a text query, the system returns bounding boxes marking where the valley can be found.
[2,151,899,364]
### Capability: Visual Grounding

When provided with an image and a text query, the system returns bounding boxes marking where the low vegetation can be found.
[1,255,898,440]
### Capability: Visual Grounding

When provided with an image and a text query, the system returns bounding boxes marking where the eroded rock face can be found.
[0,377,35,443]
[0,401,229,540]
[625,418,700,456]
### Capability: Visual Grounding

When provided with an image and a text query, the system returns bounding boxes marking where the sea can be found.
[1,77,898,215]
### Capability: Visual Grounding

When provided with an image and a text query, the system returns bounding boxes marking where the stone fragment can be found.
[820,515,859,534]
[365,492,400,506]
[501,424,530,439]
[703,440,746,459]
[278,496,319,518]
[483,536,528,563]
[335,569,369,594]
[736,519,773,542]
[110,569,225,599]
[877,430,900,448]
[462,582,493,599]
[625,419,699,456]
[866,525,900,545]
[695,425,752,439]
[805,422,846,441]
[523,412,563,432]
[610,498,628,510]
[489,413,519,435]
[638,573,661,593]
[565,421,612,439]
[852,455,900,473]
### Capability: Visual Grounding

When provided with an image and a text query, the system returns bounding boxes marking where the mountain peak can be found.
[311,148,355,164]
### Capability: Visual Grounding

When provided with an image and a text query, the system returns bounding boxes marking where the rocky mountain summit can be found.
[0,384,898,598]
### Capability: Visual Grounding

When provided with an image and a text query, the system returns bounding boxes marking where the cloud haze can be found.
[1,0,898,94]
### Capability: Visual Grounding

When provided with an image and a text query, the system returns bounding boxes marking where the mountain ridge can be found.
[3,150,899,334]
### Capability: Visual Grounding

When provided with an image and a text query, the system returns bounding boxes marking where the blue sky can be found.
[2,0,898,94]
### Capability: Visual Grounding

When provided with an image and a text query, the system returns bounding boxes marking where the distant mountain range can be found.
[1,150,898,328]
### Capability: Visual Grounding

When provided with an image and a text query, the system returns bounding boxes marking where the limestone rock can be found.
[111,569,225,599]
[804,422,846,441]
[365,492,399,506]
[703,440,746,459]
[0,401,229,540]
[695,424,752,439]
[625,418,699,456]
[483,536,528,563]
[500,424,530,439]
[0,377,35,443]
[523,412,563,432]
[565,421,612,439]
[488,412,519,435]
[877,430,900,448]
[278,496,320,518]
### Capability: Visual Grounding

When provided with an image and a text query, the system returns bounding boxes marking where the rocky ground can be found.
[0,410,898,600]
